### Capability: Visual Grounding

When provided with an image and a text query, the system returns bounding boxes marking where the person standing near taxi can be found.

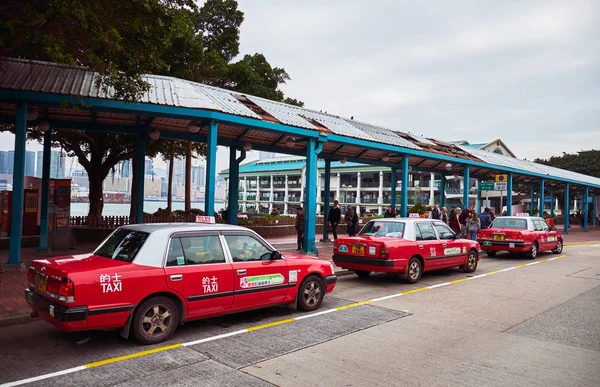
[349,206,359,236]
[441,206,449,224]
[431,204,441,220]
[450,207,462,238]
[328,200,341,241]
[295,207,304,250]
[466,212,481,240]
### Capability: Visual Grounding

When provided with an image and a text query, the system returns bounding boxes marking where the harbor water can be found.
[71,201,225,216]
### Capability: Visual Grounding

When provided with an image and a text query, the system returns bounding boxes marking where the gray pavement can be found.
[0,245,599,386]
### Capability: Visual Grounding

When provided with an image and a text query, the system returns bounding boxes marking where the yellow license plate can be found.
[492,234,505,241]
[351,245,365,255]
[37,276,47,293]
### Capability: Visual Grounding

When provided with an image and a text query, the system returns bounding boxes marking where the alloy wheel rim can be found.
[303,281,321,305]
[142,304,172,337]
[468,253,477,269]
[409,262,420,279]
[532,245,537,257]
[556,241,562,252]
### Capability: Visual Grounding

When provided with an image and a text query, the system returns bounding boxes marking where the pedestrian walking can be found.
[466,212,481,240]
[295,207,304,250]
[479,207,492,229]
[450,207,463,238]
[459,204,474,226]
[328,200,341,240]
[431,204,441,220]
[349,207,359,236]
[345,205,353,235]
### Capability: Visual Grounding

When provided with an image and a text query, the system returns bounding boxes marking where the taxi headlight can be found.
[329,262,336,275]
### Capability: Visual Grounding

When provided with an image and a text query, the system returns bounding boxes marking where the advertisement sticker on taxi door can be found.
[240,274,285,288]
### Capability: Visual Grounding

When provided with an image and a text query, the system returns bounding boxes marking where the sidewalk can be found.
[1,226,598,327]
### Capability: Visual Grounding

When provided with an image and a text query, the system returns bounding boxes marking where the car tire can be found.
[461,250,478,273]
[132,297,178,345]
[354,270,371,278]
[485,250,497,257]
[552,239,563,254]
[298,275,325,311]
[405,257,422,284]
[528,242,539,259]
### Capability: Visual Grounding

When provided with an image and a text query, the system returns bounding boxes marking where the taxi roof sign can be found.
[409,213,420,218]
[195,216,216,223]
[516,213,529,217]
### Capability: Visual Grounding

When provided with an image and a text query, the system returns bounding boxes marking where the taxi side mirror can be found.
[550,226,557,231]
[270,251,282,260]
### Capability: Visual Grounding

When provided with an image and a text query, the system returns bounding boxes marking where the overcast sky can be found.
[2,0,598,173]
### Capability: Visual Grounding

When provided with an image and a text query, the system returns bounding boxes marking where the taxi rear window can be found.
[359,221,405,238]
[491,218,527,230]
[93,229,149,262]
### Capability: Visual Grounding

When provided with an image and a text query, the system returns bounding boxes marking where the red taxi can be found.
[477,216,563,258]
[25,223,337,344]
[333,218,480,283]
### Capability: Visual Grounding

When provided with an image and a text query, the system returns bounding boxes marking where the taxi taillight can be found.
[47,277,75,303]
[380,244,389,259]
[516,233,525,241]
[27,267,35,284]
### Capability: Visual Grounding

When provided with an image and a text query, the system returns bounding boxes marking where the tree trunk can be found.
[130,157,138,219]
[185,141,192,213]
[167,142,174,212]
[87,164,104,224]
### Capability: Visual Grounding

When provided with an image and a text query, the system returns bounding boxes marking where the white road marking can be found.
[526,261,541,266]
[500,267,517,272]
[427,282,451,289]
[182,329,249,347]
[371,293,404,302]
[469,273,488,279]
[294,309,336,320]
[1,366,86,387]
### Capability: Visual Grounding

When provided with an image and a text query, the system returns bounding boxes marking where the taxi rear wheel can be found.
[461,250,478,273]
[354,270,371,278]
[552,239,563,254]
[528,242,538,259]
[486,251,497,257]
[132,297,178,345]
[405,257,422,284]
[298,275,325,311]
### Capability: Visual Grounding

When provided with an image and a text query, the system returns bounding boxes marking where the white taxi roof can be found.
[121,222,246,234]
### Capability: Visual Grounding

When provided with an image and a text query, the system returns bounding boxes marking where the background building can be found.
[36,150,66,179]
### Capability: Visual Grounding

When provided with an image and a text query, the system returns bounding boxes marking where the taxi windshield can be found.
[491,218,528,230]
[93,229,149,262]
[359,221,405,238]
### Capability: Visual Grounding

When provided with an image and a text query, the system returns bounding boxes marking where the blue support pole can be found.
[549,189,555,218]
[593,195,597,227]
[205,120,218,217]
[227,147,241,225]
[401,157,409,217]
[506,173,513,216]
[563,184,570,234]
[135,132,147,224]
[439,174,445,209]
[476,179,482,213]
[8,103,27,266]
[463,165,470,209]
[391,167,398,213]
[321,160,331,242]
[530,184,535,216]
[39,129,52,252]
[539,179,545,217]
[304,138,317,253]
[583,186,589,232]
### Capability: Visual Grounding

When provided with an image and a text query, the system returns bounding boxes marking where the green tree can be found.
[535,150,600,178]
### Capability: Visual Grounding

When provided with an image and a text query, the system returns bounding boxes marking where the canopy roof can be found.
[1,57,598,192]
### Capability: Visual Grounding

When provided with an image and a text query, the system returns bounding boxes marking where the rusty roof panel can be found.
[194,84,261,119]
[344,119,422,150]
[301,111,376,141]
[244,96,319,130]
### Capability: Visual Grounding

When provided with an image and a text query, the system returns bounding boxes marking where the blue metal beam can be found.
[476,179,482,212]
[549,189,555,217]
[439,174,445,208]
[506,173,513,216]
[205,120,218,216]
[593,195,597,227]
[463,165,470,209]
[401,156,409,217]
[539,179,545,217]
[530,185,535,216]
[39,129,52,252]
[304,138,318,254]
[135,131,147,223]
[391,167,398,212]
[8,103,27,265]
[583,186,589,232]
[322,160,331,241]
[563,184,570,234]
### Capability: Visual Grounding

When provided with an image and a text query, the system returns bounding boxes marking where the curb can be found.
[0,314,37,328]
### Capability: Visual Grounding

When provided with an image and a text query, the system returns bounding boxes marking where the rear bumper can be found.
[325,275,337,292]
[478,240,532,252]
[332,254,402,273]
[25,289,87,331]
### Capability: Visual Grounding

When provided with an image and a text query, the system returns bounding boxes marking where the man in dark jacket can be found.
[459,204,474,225]
[431,204,441,220]
[328,200,341,240]
[479,207,493,229]
[295,207,304,250]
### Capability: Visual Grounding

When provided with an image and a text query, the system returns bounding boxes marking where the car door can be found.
[164,232,234,317]
[414,221,441,270]
[543,219,560,249]
[533,218,553,251]
[222,232,290,310]
[433,222,466,267]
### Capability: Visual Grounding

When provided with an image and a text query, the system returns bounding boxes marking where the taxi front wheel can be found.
[298,275,325,311]
[404,257,422,284]
[461,250,478,273]
[132,297,178,345]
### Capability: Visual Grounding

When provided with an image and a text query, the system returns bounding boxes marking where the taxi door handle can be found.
[237,269,246,275]
[418,245,424,249]
[170,274,183,281]
[442,244,447,247]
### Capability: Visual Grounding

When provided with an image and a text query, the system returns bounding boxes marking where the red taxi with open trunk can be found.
[333,218,480,283]
[477,215,563,258]
[26,221,337,344]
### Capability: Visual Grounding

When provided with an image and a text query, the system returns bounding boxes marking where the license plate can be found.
[351,245,365,255]
[37,276,47,293]
[492,234,505,241]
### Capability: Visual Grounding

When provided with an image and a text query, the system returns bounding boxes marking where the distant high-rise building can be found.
[25,151,36,177]
[121,160,131,178]
[36,150,66,179]
[191,165,206,188]
[0,151,8,174]
[7,151,15,175]
[145,158,154,178]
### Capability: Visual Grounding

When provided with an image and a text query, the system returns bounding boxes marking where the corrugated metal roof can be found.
[344,119,422,150]
[225,159,366,174]
[194,84,261,119]
[402,133,437,146]
[244,96,319,130]
[301,110,376,141]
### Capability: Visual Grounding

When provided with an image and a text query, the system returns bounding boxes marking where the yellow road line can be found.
[85,343,182,368]
[401,287,429,295]
[335,300,372,310]
[246,318,296,331]
[448,278,471,284]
